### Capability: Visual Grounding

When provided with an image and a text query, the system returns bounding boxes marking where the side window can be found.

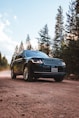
[15,54,23,60]
[18,55,23,58]
[15,55,19,60]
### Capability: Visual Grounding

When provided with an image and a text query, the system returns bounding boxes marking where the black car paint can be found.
[11,50,66,82]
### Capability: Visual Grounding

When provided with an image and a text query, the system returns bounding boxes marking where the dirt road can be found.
[0,71,79,118]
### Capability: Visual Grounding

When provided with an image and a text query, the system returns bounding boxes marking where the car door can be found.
[13,54,24,74]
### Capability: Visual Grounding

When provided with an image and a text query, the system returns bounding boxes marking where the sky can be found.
[0,0,71,63]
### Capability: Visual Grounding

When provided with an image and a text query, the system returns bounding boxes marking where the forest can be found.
[0,52,9,70]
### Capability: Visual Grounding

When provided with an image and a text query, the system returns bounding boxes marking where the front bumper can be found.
[31,63,66,78]
[34,71,66,78]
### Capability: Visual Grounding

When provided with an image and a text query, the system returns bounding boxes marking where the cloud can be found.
[5,19,10,26]
[0,14,2,18]
[13,15,17,20]
[0,13,18,63]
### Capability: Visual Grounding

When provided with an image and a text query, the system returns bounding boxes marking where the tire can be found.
[23,67,29,81]
[54,77,64,82]
[11,69,16,79]
[23,67,33,82]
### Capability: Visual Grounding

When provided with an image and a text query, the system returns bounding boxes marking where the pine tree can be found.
[38,24,51,55]
[2,56,8,67]
[66,0,77,41]
[14,45,19,55]
[53,6,64,57]
[26,34,32,50]
[0,52,8,70]
[75,0,79,38]
[19,41,24,53]
[38,24,50,44]
[0,52,2,63]
[61,0,79,75]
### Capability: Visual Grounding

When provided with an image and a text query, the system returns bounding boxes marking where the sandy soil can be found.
[0,70,79,118]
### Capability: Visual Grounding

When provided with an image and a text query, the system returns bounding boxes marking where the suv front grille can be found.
[58,66,66,72]
[43,59,56,65]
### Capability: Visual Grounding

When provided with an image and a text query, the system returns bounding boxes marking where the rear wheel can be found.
[54,77,64,82]
[11,69,16,79]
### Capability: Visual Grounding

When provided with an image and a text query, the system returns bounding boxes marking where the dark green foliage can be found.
[53,1,79,77]
[37,24,51,55]
[76,0,79,38]
[39,43,50,55]
[63,0,79,75]
[66,0,77,38]
[0,52,2,63]
[60,40,79,75]
[0,52,8,70]
[53,6,64,58]
[38,24,50,44]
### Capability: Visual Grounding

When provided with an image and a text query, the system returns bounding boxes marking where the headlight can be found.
[31,59,43,64]
[61,62,66,66]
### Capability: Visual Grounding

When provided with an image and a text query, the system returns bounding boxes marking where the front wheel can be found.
[23,67,29,81]
[23,67,33,82]
[54,77,64,82]
[11,69,16,79]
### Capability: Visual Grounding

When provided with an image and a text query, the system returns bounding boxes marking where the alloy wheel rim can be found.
[24,67,28,80]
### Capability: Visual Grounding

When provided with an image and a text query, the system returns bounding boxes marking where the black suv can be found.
[10,50,66,82]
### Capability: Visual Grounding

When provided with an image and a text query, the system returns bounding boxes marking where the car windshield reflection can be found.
[25,50,49,58]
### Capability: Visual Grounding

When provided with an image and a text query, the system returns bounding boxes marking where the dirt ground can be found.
[0,70,79,118]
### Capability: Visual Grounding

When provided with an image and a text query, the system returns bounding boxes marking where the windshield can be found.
[24,50,49,58]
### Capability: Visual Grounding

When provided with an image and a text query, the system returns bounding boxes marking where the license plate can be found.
[51,68,58,72]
